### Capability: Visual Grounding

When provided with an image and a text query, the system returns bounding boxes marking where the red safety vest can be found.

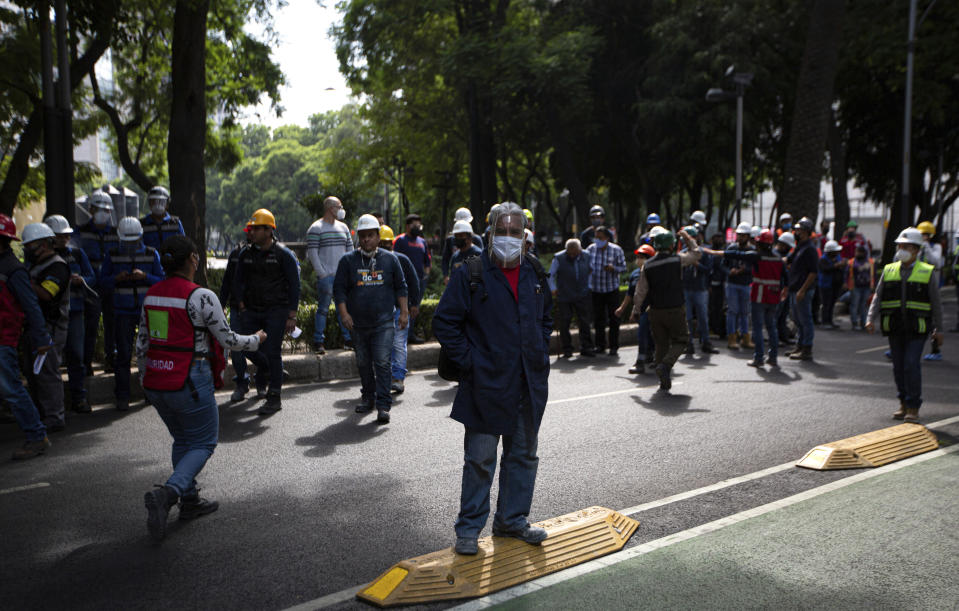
[750,255,785,305]
[142,276,226,392]
[0,259,26,347]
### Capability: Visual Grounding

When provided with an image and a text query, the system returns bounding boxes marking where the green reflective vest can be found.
[879,260,933,336]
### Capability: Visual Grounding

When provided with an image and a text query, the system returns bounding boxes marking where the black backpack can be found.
[437,253,548,381]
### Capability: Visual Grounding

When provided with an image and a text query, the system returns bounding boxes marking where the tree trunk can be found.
[827,107,850,230]
[544,100,589,232]
[169,0,209,283]
[778,0,846,222]
[465,82,498,209]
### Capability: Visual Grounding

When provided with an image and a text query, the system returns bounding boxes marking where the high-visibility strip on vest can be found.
[29,254,70,335]
[142,277,202,392]
[879,260,933,336]
[750,255,784,304]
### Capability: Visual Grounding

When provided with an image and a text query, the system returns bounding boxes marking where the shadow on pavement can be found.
[295,416,388,458]
[632,392,709,417]
[217,400,272,444]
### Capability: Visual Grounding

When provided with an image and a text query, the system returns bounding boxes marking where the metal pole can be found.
[901,0,918,229]
[735,92,743,225]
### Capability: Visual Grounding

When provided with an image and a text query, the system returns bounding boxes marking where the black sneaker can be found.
[561,350,573,359]
[376,409,391,424]
[116,400,129,412]
[608,349,618,357]
[178,495,219,521]
[255,382,268,398]
[701,343,719,354]
[313,342,326,355]
[655,363,671,391]
[492,524,548,544]
[628,362,644,375]
[408,334,426,345]
[355,400,374,414]
[72,399,92,414]
[391,378,405,394]
[12,437,51,460]
[343,340,354,351]
[230,386,248,403]
[455,537,478,555]
[144,485,179,542]
[258,393,282,416]
[746,358,764,368]
[580,349,596,357]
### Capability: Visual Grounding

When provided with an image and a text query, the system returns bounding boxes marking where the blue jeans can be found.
[353,320,395,410]
[314,275,350,345]
[114,312,139,401]
[751,302,779,361]
[888,335,925,410]
[229,310,249,390]
[684,289,710,344]
[0,345,46,441]
[144,360,218,497]
[725,283,750,335]
[240,308,288,394]
[456,388,538,538]
[849,287,871,327]
[391,309,409,381]
[637,311,653,358]
[65,310,86,402]
[790,292,815,347]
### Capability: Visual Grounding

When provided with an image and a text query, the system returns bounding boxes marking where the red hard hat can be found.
[757,229,774,244]
[0,213,19,240]
[635,244,656,257]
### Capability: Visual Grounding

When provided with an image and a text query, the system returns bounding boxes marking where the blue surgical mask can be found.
[594,238,608,248]
[492,235,523,266]
[782,222,791,230]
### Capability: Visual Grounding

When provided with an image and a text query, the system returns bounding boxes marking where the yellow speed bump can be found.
[357,506,638,607]
[797,423,938,470]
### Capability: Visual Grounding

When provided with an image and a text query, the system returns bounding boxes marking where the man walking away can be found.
[548,238,595,358]
[632,229,701,391]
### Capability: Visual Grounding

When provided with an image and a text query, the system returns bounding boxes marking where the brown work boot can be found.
[727,333,739,350]
[12,437,51,460]
[740,333,755,349]
[892,403,906,420]
[903,408,920,423]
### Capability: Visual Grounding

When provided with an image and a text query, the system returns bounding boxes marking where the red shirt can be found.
[499,265,520,301]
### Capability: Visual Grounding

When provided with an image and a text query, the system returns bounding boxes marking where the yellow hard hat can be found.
[916,221,936,235]
[523,208,534,222]
[249,208,276,228]
[379,225,395,241]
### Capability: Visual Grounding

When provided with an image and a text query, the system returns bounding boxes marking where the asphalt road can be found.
[1,296,957,610]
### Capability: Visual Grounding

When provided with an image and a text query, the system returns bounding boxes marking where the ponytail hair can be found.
[160,235,197,275]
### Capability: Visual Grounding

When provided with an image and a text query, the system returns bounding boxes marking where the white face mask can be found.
[893,248,915,263]
[336,208,346,221]
[93,211,111,225]
[492,235,523,266]
[150,202,166,216]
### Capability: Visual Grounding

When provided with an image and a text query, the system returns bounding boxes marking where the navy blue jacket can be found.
[58,246,95,313]
[140,213,185,250]
[333,248,408,328]
[432,252,552,435]
[234,241,301,312]
[441,234,484,277]
[394,251,421,308]
[76,221,118,288]
[723,243,754,285]
[681,248,711,292]
[100,244,164,315]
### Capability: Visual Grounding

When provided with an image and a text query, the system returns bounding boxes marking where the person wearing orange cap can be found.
[615,244,656,374]
[0,214,54,459]
[234,209,301,414]
[219,222,253,402]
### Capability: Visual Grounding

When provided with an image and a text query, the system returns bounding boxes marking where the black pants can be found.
[592,290,620,352]
[239,307,288,394]
[84,289,114,367]
[557,298,593,353]
[709,283,726,338]
[649,306,688,368]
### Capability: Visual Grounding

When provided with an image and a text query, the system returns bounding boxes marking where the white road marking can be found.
[547,388,643,405]
[855,345,888,354]
[0,482,50,495]
[283,413,959,611]
[454,443,959,610]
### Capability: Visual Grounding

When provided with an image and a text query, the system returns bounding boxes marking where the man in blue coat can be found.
[433,202,552,556]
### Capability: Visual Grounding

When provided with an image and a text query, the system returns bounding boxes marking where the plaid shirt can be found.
[585,242,626,292]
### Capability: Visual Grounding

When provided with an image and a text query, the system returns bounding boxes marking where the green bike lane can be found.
[459,447,959,610]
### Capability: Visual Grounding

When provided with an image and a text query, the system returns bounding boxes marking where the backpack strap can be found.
[524,252,548,284]
[464,255,487,301]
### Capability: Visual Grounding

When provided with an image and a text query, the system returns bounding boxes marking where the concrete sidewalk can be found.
[482,449,959,610]
[82,324,641,405]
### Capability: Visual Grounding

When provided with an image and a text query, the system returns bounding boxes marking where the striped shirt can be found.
[306,219,353,278]
[585,242,627,293]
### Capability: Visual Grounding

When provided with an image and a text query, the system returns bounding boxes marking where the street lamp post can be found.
[707,67,754,225]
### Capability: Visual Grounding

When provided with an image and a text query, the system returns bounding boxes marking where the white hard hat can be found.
[779,212,792,221]
[649,225,667,237]
[894,227,924,247]
[44,215,73,235]
[117,216,144,241]
[777,232,796,248]
[735,222,752,234]
[21,222,56,244]
[690,210,707,225]
[453,207,473,223]
[452,220,473,235]
[356,214,380,232]
[750,225,761,238]
[525,228,534,245]
[88,191,114,210]
[824,239,842,253]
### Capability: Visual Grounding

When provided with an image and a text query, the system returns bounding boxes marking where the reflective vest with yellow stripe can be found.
[879,260,933,336]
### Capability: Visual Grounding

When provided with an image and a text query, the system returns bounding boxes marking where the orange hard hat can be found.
[635,244,655,257]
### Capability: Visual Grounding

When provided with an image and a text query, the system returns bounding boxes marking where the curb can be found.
[83,323,641,406]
